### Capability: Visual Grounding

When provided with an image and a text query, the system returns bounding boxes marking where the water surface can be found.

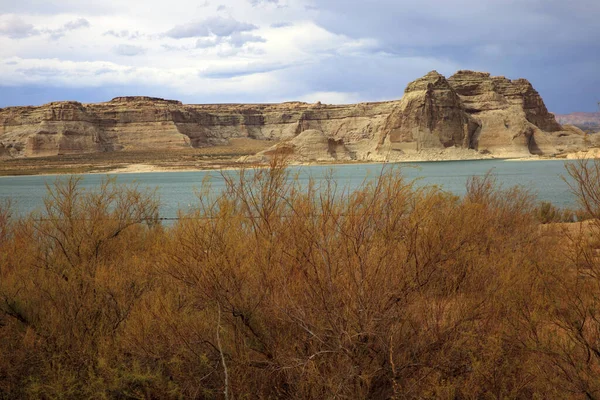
[0,159,579,219]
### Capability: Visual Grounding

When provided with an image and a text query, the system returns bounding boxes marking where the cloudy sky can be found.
[0,0,598,113]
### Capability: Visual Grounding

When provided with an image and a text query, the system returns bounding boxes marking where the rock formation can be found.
[0,71,594,161]
[0,96,393,160]
[247,129,353,163]
[377,71,480,156]
[446,70,581,157]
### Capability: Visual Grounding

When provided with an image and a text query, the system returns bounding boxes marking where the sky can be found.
[0,0,599,113]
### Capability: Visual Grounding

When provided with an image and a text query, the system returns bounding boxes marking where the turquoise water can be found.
[0,159,580,219]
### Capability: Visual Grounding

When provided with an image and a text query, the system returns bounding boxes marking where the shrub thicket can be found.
[2,159,600,398]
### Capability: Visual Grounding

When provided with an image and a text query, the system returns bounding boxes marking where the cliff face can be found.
[377,71,480,155]
[0,96,394,159]
[448,71,561,130]
[446,71,584,157]
[0,71,589,161]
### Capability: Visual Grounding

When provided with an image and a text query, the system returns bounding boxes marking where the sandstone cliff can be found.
[0,71,591,161]
[446,70,582,158]
[0,96,393,160]
[376,71,480,156]
[248,129,354,163]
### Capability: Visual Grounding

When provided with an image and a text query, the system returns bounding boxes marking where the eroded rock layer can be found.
[376,71,480,156]
[0,71,591,161]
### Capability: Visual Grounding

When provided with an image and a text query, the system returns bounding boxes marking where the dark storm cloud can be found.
[311,0,600,112]
[313,0,600,48]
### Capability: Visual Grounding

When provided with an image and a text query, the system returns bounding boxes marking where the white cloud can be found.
[0,56,282,97]
[165,22,210,39]
[270,22,292,28]
[195,36,224,48]
[229,32,265,47]
[249,0,279,6]
[0,15,90,41]
[0,13,424,103]
[64,18,90,30]
[165,16,257,39]
[113,44,146,56]
[46,18,90,40]
[103,30,142,39]
[0,16,39,39]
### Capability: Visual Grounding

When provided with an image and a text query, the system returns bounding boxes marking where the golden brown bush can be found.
[157,164,542,398]
[0,177,162,398]
[3,160,600,398]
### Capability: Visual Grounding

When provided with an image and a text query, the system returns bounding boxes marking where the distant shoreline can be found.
[0,154,591,178]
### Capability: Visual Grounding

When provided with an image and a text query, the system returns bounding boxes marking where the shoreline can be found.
[0,154,589,178]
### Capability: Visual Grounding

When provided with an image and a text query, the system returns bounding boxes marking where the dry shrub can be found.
[3,159,600,398]
[0,176,163,398]
[159,163,543,399]
[525,158,600,399]
[536,201,577,223]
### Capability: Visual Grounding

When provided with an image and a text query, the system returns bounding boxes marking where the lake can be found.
[0,159,581,219]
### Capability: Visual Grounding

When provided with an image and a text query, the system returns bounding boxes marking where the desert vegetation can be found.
[2,158,600,398]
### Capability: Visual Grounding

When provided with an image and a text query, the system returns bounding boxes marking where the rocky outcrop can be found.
[0,72,593,161]
[447,71,585,157]
[0,96,393,159]
[448,71,561,130]
[247,129,354,163]
[377,71,480,157]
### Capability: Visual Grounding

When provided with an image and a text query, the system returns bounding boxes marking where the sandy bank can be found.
[2,150,598,178]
